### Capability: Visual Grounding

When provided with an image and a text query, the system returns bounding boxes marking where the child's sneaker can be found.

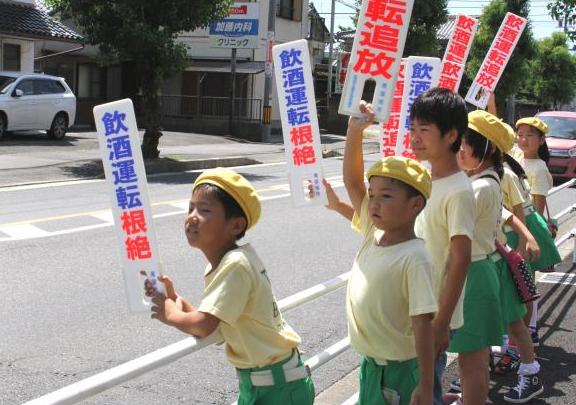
[493,351,520,374]
[450,378,462,392]
[529,327,540,347]
[503,373,544,403]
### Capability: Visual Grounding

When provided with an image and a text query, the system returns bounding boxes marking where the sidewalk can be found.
[0,130,369,188]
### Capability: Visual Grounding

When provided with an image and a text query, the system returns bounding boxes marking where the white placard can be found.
[438,15,478,92]
[465,12,527,109]
[396,56,441,158]
[338,0,415,122]
[272,39,327,207]
[93,99,164,312]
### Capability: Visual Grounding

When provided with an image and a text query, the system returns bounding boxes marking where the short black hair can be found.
[193,183,247,240]
[409,87,468,153]
[464,128,504,179]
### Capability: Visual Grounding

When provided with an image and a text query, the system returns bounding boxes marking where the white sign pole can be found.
[94,99,164,312]
[273,39,327,207]
[338,0,415,122]
[465,13,527,109]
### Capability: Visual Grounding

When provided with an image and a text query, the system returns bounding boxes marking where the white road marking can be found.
[89,211,114,223]
[0,223,50,239]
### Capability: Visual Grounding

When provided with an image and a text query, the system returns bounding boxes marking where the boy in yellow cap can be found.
[145,167,314,405]
[342,101,437,405]
[408,88,475,405]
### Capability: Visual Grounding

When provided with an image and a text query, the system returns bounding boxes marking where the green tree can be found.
[529,32,576,108]
[336,0,448,56]
[47,0,232,158]
[547,0,576,41]
[466,0,536,105]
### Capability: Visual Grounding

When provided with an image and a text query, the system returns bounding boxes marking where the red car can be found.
[535,111,576,182]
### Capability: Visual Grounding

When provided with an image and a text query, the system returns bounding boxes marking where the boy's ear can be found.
[410,194,426,214]
[229,216,247,237]
[446,128,459,147]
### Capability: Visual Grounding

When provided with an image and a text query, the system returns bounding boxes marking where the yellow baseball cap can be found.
[366,156,431,199]
[193,168,261,230]
[515,117,548,135]
[468,110,515,153]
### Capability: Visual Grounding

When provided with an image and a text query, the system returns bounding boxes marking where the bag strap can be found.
[479,173,500,185]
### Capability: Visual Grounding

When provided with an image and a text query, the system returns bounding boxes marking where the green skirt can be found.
[358,356,419,405]
[494,258,527,327]
[506,211,562,271]
[448,257,505,353]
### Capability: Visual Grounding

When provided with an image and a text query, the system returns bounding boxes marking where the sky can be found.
[312,0,565,40]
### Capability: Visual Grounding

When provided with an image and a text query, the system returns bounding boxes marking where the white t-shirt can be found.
[415,171,475,330]
[519,157,553,196]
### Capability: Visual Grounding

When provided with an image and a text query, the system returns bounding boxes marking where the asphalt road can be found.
[0,154,574,405]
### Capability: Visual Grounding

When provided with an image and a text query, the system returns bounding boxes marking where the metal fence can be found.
[160,95,262,122]
[23,179,576,405]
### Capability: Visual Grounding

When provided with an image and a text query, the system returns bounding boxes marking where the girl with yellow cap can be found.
[512,117,561,273]
[453,111,543,404]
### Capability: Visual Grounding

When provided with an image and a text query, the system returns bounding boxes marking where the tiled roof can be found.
[0,1,83,42]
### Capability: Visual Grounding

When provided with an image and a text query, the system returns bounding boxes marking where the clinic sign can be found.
[338,0,415,122]
[94,99,164,312]
[209,2,259,49]
[273,39,327,207]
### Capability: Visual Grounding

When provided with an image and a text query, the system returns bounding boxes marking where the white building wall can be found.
[176,0,309,123]
[1,37,34,72]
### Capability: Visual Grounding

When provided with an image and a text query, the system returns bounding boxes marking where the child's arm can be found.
[410,313,434,405]
[433,235,470,356]
[505,213,541,262]
[146,276,220,338]
[531,194,546,216]
[323,179,354,221]
[343,101,374,214]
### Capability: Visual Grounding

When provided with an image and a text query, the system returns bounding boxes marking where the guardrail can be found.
[24,273,351,405]
[23,180,576,405]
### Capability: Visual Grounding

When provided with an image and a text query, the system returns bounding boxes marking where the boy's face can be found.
[367,177,423,232]
[410,118,456,162]
[184,188,239,250]
[517,124,543,156]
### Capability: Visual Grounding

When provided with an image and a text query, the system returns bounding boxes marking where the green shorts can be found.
[494,258,527,326]
[506,211,561,271]
[448,257,504,353]
[237,351,315,405]
[358,356,419,405]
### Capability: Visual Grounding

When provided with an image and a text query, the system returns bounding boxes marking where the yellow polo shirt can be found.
[198,244,299,369]
[415,171,475,330]
[348,197,438,362]
[501,166,525,211]
[520,158,553,196]
[470,169,502,259]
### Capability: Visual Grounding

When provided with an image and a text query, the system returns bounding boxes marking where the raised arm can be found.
[343,101,374,214]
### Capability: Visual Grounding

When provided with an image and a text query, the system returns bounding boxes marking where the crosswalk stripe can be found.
[0,223,50,239]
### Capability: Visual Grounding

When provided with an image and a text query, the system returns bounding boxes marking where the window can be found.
[35,79,65,94]
[78,64,105,98]
[277,0,293,19]
[14,79,34,95]
[3,43,21,71]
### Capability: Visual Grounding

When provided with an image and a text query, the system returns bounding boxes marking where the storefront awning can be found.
[185,60,265,74]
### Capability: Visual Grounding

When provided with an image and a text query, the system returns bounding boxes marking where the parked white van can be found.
[0,71,76,140]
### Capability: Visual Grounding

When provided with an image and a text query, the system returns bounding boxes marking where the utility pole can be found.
[261,0,276,142]
[326,0,336,111]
